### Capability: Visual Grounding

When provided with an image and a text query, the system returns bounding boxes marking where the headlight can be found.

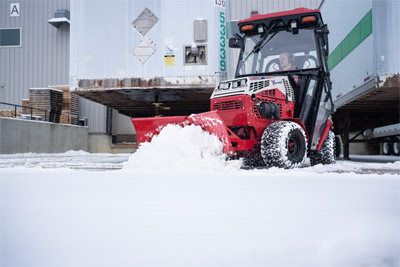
[231,79,247,89]
[218,82,230,90]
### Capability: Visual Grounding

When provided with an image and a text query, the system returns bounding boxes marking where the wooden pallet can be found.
[29,88,63,122]
[48,85,80,125]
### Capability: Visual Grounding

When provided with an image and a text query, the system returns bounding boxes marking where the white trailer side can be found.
[70,0,229,118]
[320,0,399,157]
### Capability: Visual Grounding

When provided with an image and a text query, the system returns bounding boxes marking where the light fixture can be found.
[48,9,70,28]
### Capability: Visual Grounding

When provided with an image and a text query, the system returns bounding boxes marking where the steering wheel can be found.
[265,58,280,72]
[302,55,318,69]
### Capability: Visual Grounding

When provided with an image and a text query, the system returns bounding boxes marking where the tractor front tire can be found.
[261,121,307,169]
[310,130,336,166]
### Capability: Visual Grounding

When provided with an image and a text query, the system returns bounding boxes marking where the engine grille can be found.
[249,80,270,91]
[283,79,294,101]
[213,99,244,111]
[258,89,276,98]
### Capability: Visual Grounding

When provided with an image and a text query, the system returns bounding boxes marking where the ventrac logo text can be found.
[271,80,282,85]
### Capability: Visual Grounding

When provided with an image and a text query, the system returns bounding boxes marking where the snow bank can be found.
[124,124,241,172]
[0,150,90,158]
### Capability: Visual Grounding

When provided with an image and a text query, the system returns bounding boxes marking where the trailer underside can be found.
[333,74,399,158]
[71,78,214,117]
[333,74,399,133]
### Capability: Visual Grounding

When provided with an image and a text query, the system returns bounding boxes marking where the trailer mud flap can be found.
[132,110,233,155]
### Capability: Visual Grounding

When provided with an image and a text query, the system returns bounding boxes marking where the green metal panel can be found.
[328,9,372,71]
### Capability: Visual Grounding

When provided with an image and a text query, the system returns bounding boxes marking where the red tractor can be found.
[132,8,336,168]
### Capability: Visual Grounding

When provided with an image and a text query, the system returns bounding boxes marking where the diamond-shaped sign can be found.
[132,36,157,64]
[132,8,159,36]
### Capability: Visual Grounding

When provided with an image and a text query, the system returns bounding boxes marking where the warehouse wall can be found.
[0,0,70,109]
[1,0,323,137]
[0,118,88,154]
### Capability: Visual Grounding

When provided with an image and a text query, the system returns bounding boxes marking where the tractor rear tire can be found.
[261,121,307,169]
[310,130,336,166]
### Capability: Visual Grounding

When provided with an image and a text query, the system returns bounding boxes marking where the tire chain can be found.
[261,121,306,168]
[310,130,336,165]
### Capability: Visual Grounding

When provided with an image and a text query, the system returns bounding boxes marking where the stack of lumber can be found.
[48,85,80,125]
[29,88,63,122]
[21,99,31,114]
[0,110,21,118]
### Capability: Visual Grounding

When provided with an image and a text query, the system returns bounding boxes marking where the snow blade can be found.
[132,116,189,145]
[131,111,233,155]
[187,111,233,155]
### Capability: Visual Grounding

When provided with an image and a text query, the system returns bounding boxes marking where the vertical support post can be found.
[342,117,351,160]
[14,105,17,118]
[106,107,113,135]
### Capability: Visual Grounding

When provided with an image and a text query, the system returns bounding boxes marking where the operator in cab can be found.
[279,52,297,71]
[279,52,298,83]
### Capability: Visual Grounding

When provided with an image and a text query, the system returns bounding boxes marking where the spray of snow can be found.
[124,124,241,172]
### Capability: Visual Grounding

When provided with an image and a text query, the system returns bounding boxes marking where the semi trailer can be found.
[320,0,400,157]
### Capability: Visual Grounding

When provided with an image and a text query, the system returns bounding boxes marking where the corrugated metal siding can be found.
[0,0,69,109]
[229,0,323,21]
[79,98,107,133]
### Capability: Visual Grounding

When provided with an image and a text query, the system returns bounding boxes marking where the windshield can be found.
[237,28,320,76]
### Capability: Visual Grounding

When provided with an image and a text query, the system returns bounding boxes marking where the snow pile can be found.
[124,124,241,172]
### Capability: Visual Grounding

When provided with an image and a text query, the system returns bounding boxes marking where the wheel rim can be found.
[383,142,390,155]
[288,136,300,159]
[394,142,399,155]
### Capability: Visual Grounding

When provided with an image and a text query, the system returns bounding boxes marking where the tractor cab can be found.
[229,8,334,150]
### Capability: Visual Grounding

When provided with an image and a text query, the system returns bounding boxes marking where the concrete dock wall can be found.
[0,118,89,154]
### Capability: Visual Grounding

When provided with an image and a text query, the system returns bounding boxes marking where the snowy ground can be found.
[1,125,399,266]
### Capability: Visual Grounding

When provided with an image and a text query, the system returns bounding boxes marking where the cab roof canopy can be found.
[238,7,323,34]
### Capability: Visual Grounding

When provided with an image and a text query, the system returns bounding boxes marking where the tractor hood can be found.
[211,76,294,102]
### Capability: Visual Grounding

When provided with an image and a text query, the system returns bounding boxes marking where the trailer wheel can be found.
[382,139,393,155]
[393,136,400,156]
[261,121,307,168]
[310,130,336,166]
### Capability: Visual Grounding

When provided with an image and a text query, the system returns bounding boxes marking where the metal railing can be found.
[0,101,79,124]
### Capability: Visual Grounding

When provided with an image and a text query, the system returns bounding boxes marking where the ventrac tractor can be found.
[132,8,336,168]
